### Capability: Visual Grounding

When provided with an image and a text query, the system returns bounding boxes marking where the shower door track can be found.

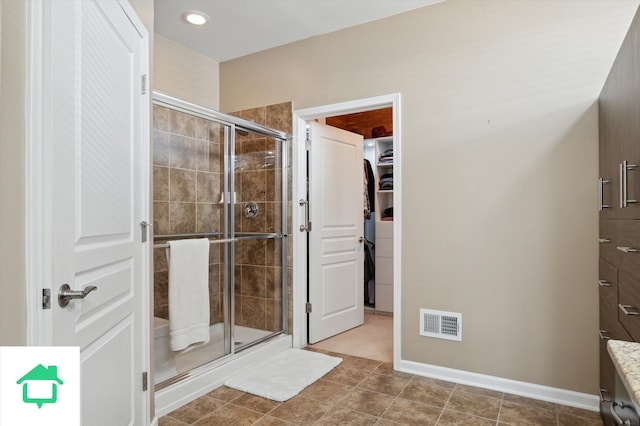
[154,331,286,392]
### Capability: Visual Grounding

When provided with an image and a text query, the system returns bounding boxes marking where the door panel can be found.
[322,261,358,314]
[44,1,148,424]
[599,18,640,220]
[82,318,134,424]
[598,99,618,219]
[308,123,364,343]
[598,58,620,219]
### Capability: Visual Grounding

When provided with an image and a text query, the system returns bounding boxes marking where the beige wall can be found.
[220,0,639,393]
[0,0,27,346]
[154,34,219,109]
[128,0,153,33]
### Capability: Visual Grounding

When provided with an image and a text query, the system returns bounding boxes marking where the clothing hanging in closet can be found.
[364,239,375,305]
[363,159,375,219]
[364,160,375,212]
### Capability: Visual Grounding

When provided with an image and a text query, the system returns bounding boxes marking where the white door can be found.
[41,1,149,424]
[308,123,364,343]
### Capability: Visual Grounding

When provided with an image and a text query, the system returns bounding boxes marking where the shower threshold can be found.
[155,333,291,417]
[155,323,274,388]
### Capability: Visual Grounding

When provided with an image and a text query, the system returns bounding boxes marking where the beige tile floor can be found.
[159,348,604,425]
[159,314,603,425]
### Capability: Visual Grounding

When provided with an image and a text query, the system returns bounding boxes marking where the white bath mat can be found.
[224,349,342,402]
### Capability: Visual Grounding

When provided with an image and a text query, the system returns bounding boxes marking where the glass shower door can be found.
[152,103,232,386]
[151,93,288,390]
[231,127,286,350]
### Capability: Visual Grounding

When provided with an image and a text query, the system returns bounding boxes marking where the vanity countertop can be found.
[608,340,640,407]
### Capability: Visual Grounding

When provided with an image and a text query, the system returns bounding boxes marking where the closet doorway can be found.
[292,94,402,365]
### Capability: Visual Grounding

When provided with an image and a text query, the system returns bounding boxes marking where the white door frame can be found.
[292,93,402,368]
[25,0,151,421]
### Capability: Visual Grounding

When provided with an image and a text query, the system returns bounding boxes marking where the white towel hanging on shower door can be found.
[167,238,210,352]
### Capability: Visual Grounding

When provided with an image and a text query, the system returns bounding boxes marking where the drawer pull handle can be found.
[598,280,612,287]
[616,246,638,253]
[620,161,638,208]
[619,304,640,316]
[599,330,611,340]
[599,388,612,402]
[599,238,611,243]
[599,178,610,211]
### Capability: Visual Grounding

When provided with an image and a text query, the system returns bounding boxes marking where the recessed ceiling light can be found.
[182,10,209,26]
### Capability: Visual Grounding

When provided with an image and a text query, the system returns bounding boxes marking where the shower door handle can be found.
[299,199,311,232]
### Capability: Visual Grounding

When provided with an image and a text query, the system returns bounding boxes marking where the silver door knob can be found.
[58,284,97,307]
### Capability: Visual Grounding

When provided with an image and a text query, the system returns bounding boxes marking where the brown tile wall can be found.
[152,102,293,335]
[152,104,224,324]
[229,102,293,333]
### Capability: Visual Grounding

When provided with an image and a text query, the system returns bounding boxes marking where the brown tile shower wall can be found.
[152,104,224,324]
[229,102,293,333]
[152,101,293,334]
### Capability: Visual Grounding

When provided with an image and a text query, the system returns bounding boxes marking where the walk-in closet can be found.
[326,108,395,317]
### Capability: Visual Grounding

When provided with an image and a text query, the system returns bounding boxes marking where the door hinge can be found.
[141,74,147,94]
[305,302,312,313]
[142,371,148,391]
[140,221,151,243]
[305,126,311,151]
[42,288,51,309]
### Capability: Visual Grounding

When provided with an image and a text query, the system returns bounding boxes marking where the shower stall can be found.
[151,93,289,390]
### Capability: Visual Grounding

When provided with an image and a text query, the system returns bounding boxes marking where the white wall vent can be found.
[419,309,462,341]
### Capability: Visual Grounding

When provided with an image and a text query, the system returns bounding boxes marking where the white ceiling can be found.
[154,0,444,62]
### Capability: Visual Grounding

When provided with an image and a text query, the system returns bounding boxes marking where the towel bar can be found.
[153,233,282,249]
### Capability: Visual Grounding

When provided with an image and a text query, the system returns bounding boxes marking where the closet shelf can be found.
[377,189,394,193]
[376,162,394,167]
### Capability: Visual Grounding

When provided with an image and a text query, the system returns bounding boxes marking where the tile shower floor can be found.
[158,349,603,426]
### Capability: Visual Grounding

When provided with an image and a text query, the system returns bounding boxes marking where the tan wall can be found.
[0,0,27,346]
[128,0,153,34]
[154,34,219,110]
[220,0,639,393]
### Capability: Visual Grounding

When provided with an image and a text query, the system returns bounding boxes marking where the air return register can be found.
[419,309,462,341]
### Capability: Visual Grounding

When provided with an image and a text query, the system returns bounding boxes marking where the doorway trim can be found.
[292,93,402,368]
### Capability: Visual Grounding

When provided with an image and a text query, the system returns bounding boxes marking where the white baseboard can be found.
[155,335,292,417]
[398,359,600,412]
